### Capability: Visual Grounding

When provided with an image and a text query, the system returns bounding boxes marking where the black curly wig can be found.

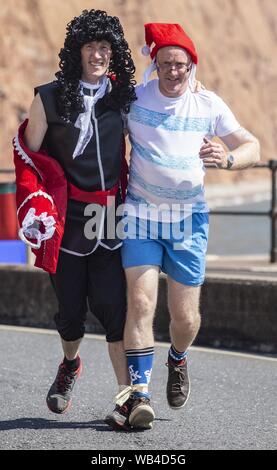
[55,9,136,121]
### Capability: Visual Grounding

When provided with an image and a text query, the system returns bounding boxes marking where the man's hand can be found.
[192,80,205,93]
[199,137,228,168]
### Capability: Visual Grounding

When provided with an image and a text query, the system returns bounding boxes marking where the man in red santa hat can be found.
[115,22,260,430]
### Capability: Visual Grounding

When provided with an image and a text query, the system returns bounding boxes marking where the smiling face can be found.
[80,40,112,84]
[156,46,192,98]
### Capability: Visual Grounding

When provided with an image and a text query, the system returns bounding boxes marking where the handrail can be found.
[1,161,277,262]
[208,160,277,263]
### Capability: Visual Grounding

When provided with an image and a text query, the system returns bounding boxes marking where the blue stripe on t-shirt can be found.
[129,104,212,132]
[130,167,203,200]
[131,139,200,170]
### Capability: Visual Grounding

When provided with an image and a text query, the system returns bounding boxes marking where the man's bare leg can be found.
[166,277,201,409]
[122,266,159,429]
[124,266,159,350]
[61,338,82,360]
[108,340,130,386]
[46,338,83,414]
[167,279,201,352]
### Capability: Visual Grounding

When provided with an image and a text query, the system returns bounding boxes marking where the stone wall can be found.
[1,265,276,354]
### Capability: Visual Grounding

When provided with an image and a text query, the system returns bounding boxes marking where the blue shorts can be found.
[121,213,209,286]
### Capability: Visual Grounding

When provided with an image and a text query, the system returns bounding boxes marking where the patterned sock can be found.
[168,345,188,365]
[126,347,154,398]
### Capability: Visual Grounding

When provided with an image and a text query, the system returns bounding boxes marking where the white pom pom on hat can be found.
[141,45,151,56]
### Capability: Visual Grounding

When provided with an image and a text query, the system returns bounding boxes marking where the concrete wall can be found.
[0,266,276,354]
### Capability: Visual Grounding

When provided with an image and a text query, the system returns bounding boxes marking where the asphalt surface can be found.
[206,255,277,281]
[0,325,276,451]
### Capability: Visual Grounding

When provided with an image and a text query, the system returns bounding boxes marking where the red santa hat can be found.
[142,23,198,64]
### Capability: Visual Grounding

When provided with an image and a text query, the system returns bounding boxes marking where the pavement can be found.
[206,254,277,281]
[0,325,276,451]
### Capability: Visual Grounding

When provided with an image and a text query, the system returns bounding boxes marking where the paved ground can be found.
[206,254,277,281]
[0,325,276,451]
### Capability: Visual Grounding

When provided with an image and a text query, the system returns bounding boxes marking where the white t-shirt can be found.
[125,79,240,221]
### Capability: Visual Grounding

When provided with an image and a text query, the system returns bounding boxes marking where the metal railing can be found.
[208,160,277,262]
[1,162,277,261]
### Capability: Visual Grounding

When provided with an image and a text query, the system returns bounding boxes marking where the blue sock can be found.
[168,345,187,364]
[126,347,154,397]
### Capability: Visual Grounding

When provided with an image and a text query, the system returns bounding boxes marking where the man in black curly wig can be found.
[18,9,136,426]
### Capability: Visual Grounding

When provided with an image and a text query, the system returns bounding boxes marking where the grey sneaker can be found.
[46,358,82,414]
[128,395,155,430]
[166,359,190,409]
[104,401,132,429]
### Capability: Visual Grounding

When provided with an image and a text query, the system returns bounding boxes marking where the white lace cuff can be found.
[19,207,56,249]
[17,190,54,216]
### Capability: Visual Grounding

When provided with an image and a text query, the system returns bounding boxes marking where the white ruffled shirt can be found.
[72,77,109,159]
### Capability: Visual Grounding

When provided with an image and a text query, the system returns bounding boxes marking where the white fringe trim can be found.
[13,134,43,179]
[17,190,54,217]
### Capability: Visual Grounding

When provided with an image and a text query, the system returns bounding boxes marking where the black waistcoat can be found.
[35,81,124,254]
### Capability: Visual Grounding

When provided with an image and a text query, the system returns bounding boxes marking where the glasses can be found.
[156,62,192,72]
